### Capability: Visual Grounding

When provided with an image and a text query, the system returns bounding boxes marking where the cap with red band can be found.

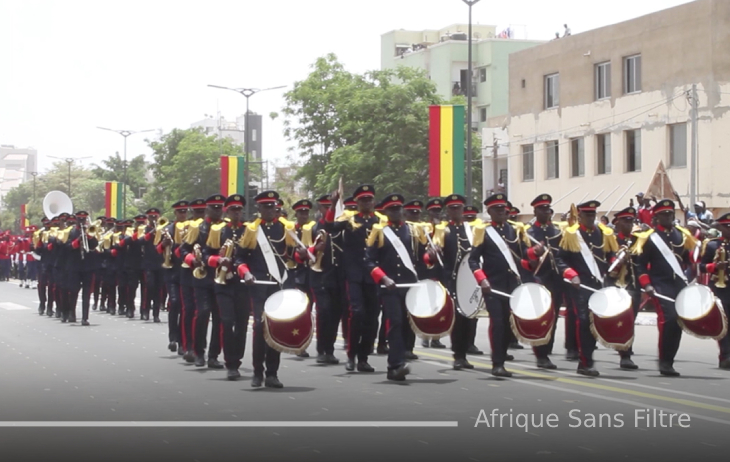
[316,194,332,206]
[577,200,601,213]
[381,194,404,209]
[292,199,313,211]
[614,206,636,219]
[189,198,206,209]
[483,193,508,208]
[717,213,730,225]
[653,199,675,214]
[531,194,552,208]
[353,184,375,200]
[206,194,226,206]
[255,190,280,204]
[404,199,423,211]
[444,194,466,207]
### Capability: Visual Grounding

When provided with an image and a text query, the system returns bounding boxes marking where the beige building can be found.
[501,0,730,218]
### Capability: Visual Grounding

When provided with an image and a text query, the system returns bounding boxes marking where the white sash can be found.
[383,225,418,277]
[256,226,287,284]
[485,225,520,277]
[576,231,604,283]
[464,222,473,246]
[650,232,688,283]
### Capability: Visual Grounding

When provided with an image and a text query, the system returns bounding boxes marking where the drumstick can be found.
[287,230,316,263]
[239,280,279,285]
[641,289,675,302]
[379,283,424,289]
[562,278,600,293]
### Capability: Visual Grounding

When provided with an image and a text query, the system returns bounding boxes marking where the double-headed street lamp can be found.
[97,127,156,218]
[207,84,286,219]
[463,0,480,205]
[47,156,91,198]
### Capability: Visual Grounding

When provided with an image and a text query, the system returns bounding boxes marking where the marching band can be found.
[8,185,730,388]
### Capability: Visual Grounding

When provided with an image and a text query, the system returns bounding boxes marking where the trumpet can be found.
[310,230,328,272]
[192,243,207,279]
[214,239,235,284]
[161,230,174,269]
[608,244,631,288]
[713,245,727,289]
[157,217,169,229]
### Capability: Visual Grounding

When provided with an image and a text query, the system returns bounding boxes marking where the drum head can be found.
[510,283,552,320]
[456,257,481,318]
[405,280,446,317]
[588,287,632,318]
[264,289,309,321]
[676,284,714,320]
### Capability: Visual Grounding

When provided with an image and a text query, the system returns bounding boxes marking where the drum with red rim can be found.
[675,284,728,340]
[509,283,555,346]
[405,280,455,338]
[263,289,314,354]
[588,287,634,351]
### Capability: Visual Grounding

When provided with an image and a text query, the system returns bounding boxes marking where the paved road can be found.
[1,280,729,462]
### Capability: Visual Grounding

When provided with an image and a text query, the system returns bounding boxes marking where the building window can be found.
[595,62,611,100]
[546,141,559,179]
[479,107,487,122]
[570,138,585,177]
[625,130,641,172]
[669,123,687,168]
[522,144,534,181]
[596,134,611,174]
[624,55,641,94]
[544,73,559,109]
[479,67,487,83]
[252,129,257,142]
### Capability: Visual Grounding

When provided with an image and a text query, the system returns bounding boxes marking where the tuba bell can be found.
[161,229,174,269]
[310,230,327,272]
[42,190,73,219]
[192,243,207,279]
[713,245,727,289]
[214,239,235,284]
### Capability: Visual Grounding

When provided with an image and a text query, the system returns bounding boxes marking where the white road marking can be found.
[0,302,30,311]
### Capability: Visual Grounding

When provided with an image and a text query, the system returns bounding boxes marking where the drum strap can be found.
[464,222,473,246]
[485,226,520,277]
[383,225,418,278]
[650,232,687,283]
[577,231,604,283]
[257,226,288,284]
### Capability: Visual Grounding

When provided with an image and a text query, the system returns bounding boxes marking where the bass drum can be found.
[675,284,728,340]
[455,257,484,318]
[509,283,555,346]
[405,279,455,338]
[263,289,314,354]
[588,287,634,351]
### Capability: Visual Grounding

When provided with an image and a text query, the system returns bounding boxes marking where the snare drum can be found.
[675,284,728,340]
[588,287,634,351]
[455,257,484,318]
[509,283,555,346]
[263,289,314,354]
[405,280,455,338]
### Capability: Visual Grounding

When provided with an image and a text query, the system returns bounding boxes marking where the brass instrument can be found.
[192,244,207,279]
[310,230,328,272]
[713,245,727,289]
[80,219,90,259]
[157,217,169,229]
[608,245,631,288]
[214,239,235,284]
[161,229,174,269]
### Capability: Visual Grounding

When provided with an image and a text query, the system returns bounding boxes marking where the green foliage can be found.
[91,152,149,196]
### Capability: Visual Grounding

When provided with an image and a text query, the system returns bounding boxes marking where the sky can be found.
[1,0,692,176]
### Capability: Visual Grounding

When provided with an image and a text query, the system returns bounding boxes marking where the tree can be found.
[91,152,149,197]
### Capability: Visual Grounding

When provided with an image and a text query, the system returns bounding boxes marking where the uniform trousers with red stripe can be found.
[567,285,599,367]
[484,294,512,367]
[380,289,409,370]
[143,270,165,318]
[216,283,250,370]
[651,281,685,366]
[193,286,222,360]
[248,283,282,378]
[166,281,182,345]
[180,282,196,352]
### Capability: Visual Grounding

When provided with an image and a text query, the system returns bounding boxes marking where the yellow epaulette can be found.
[206,221,227,249]
[375,211,388,225]
[301,221,316,246]
[335,210,361,230]
[57,228,71,244]
[184,219,202,244]
[224,217,231,223]
[676,225,698,252]
[701,237,719,258]
[509,220,532,246]
[174,221,186,244]
[432,223,447,248]
[598,223,619,253]
[279,217,297,247]
[239,218,261,250]
[558,223,581,252]
[408,222,428,245]
[630,229,654,255]
[472,223,488,247]
[367,223,385,248]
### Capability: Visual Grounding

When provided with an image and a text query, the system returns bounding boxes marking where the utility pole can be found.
[689,84,698,207]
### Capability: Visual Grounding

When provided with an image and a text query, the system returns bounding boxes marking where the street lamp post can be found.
[207,84,286,219]
[97,127,156,218]
[48,156,91,198]
[463,0,480,206]
[31,172,38,200]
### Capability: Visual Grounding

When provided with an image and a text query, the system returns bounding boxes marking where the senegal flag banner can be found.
[428,105,465,197]
[220,156,246,196]
[105,181,124,218]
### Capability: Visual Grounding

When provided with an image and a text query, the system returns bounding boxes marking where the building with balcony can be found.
[0,145,38,207]
[502,0,730,218]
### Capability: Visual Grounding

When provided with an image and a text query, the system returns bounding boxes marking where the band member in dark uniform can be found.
[343,196,358,212]
[119,215,147,319]
[366,193,426,381]
[141,208,165,322]
[182,195,225,369]
[469,194,543,377]
[290,199,316,358]
[236,190,300,388]
[557,200,618,377]
[432,194,474,369]
[606,206,641,370]
[178,199,206,363]
[421,197,447,349]
[635,200,697,376]
[205,195,250,380]
[463,206,484,355]
[700,213,730,370]
[67,211,99,326]
[310,194,344,365]
[326,185,381,373]
[159,201,188,354]
[526,194,564,369]
[91,215,107,311]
